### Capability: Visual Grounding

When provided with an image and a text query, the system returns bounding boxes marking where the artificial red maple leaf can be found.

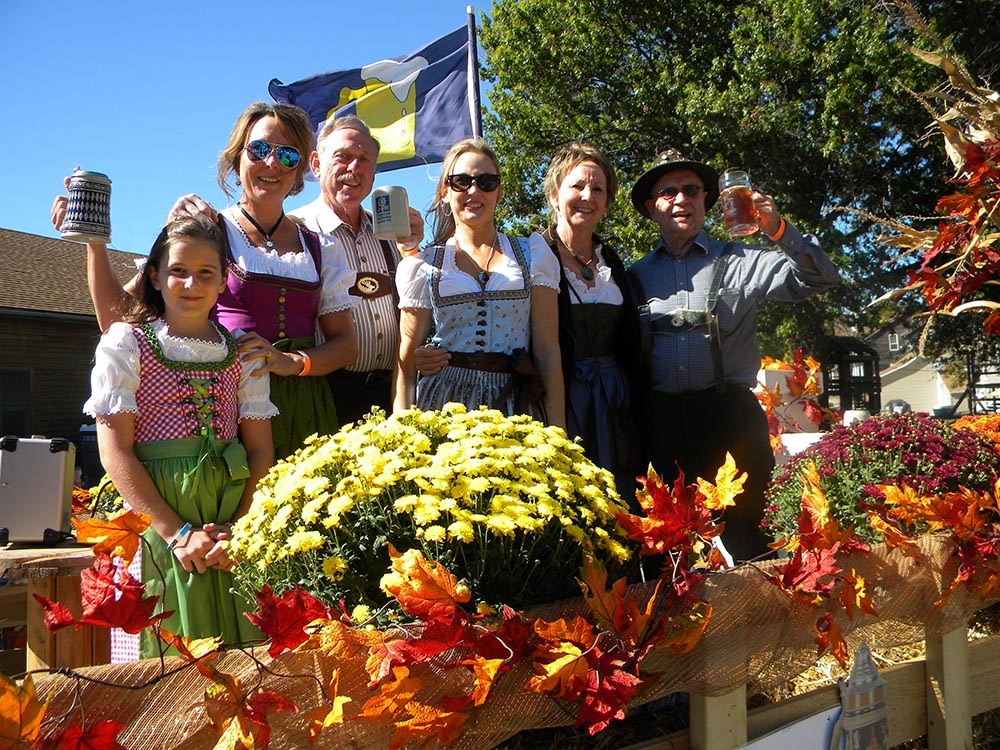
[34,557,167,634]
[383,545,471,622]
[73,510,150,565]
[0,673,47,749]
[245,585,333,658]
[368,618,469,684]
[575,646,643,735]
[616,466,719,556]
[766,547,842,606]
[473,605,534,664]
[40,720,126,750]
[813,613,849,668]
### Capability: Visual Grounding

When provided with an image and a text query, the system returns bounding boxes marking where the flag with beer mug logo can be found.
[269,26,476,172]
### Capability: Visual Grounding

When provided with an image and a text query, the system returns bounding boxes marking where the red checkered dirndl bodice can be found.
[131,322,241,443]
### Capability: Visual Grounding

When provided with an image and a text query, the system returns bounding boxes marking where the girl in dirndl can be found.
[84,214,275,658]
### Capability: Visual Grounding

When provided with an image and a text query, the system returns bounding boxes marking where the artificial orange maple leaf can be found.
[383,545,471,622]
[158,628,222,678]
[839,568,878,621]
[787,462,862,553]
[865,513,921,560]
[73,509,150,564]
[526,616,598,700]
[697,453,746,511]
[387,700,469,750]
[0,674,47,749]
[656,600,712,656]
[302,669,353,741]
[203,675,297,750]
[244,585,333,658]
[814,613,849,668]
[40,720,126,750]
[360,666,420,721]
[578,553,664,649]
[616,466,720,556]
[34,556,168,634]
[71,486,93,515]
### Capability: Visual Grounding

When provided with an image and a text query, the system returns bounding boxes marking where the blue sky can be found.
[3,0,483,256]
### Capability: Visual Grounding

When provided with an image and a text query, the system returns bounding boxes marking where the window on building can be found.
[0,370,32,436]
[888,333,900,352]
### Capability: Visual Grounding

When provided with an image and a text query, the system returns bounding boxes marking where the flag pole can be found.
[466,6,483,138]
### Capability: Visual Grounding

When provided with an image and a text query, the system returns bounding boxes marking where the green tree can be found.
[478,0,1000,358]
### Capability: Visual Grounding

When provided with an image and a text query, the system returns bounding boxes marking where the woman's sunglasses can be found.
[244,140,302,169]
[446,173,501,192]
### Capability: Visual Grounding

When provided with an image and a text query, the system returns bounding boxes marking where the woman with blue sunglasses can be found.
[55,102,358,461]
[393,137,565,428]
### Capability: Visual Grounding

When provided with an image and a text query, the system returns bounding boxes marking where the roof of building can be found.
[0,228,141,317]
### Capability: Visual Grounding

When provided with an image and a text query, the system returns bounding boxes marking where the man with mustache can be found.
[289,115,421,425]
[169,115,422,425]
[627,150,840,561]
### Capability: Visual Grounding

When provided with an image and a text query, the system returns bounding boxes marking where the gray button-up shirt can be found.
[628,223,839,394]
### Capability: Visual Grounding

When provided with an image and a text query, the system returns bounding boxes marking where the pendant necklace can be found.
[559,237,596,281]
[239,205,284,250]
[458,234,499,289]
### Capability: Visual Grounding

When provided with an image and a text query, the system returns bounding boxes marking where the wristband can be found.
[296,350,312,377]
[168,522,192,550]
[767,218,787,243]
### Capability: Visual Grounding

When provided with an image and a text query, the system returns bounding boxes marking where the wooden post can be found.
[26,575,110,671]
[689,686,747,750]
[925,625,972,750]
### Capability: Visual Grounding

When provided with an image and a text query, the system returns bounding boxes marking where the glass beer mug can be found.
[719,169,759,237]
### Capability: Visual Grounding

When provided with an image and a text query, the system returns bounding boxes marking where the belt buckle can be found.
[670,312,686,328]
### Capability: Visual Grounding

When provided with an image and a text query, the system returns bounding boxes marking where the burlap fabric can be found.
[32,534,992,749]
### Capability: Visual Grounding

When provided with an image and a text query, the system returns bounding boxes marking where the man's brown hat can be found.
[630,149,720,218]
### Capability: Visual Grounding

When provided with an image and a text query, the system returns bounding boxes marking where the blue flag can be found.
[269,26,475,172]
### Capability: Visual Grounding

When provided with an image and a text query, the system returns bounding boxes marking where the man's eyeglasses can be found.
[447,173,501,192]
[653,184,704,200]
[244,140,302,170]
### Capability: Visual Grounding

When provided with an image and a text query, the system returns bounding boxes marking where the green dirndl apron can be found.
[135,436,261,658]
[269,336,340,461]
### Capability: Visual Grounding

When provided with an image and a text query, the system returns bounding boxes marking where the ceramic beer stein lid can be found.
[631,148,720,217]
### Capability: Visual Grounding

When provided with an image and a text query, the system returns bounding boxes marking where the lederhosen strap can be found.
[635,243,733,392]
[706,248,732,392]
[377,238,401,310]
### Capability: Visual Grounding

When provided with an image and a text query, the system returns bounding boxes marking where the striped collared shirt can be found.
[290,197,399,373]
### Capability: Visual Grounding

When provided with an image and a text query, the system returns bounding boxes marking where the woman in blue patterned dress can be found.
[393,138,565,427]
